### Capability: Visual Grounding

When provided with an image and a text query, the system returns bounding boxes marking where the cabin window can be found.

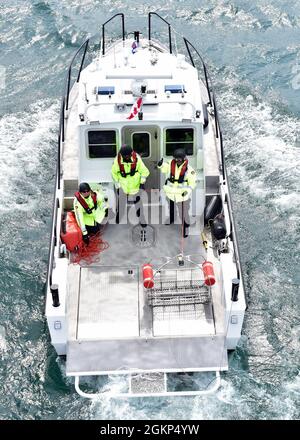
[165,128,194,156]
[88,130,117,158]
[132,132,150,157]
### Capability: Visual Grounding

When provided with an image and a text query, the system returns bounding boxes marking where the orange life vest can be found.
[74,191,97,214]
[169,159,188,184]
[117,151,138,177]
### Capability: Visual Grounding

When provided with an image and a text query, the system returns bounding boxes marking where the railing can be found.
[45,188,59,294]
[211,92,243,284]
[148,12,172,54]
[183,38,212,107]
[47,37,91,296]
[212,93,245,295]
[211,92,225,180]
[102,13,125,56]
[65,39,90,111]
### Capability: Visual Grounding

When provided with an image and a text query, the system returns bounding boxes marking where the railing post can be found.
[102,13,126,56]
[50,284,60,307]
[102,24,105,55]
[121,13,125,41]
[61,96,65,143]
[77,40,89,82]
[148,13,172,54]
[65,68,71,111]
[231,279,240,302]
[57,137,61,190]
[148,13,151,41]
[203,64,211,106]
[168,24,172,54]
[220,130,225,181]
[183,38,212,106]
[184,38,195,67]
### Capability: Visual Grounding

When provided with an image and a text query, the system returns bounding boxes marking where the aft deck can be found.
[66,220,227,376]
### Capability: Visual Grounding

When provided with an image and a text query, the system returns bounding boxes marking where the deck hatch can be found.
[77,266,140,339]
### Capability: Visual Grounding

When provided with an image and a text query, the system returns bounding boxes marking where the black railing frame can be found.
[102,13,125,56]
[46,191,59,291]
[47,38,90,294]
[148,12,172,54]
[183,38,212,108]
[65,39,90,111]
[211,92,225,181]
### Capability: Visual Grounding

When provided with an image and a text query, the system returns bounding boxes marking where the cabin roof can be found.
[77,39,205,124]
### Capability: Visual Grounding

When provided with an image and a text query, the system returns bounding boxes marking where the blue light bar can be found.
[97,86,115,95]
[164,85,186,93]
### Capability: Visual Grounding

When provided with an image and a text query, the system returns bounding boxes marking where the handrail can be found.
[65,39,89,111]
[183,38,212,107]
[148,12,172,54]
[47,37,91,297]
[102,13,125,56]
[212,92,225,180]
[60,96,65,144]
[74,371,221,399]
[57,96,65,187]
[225,171,242,281]
[211,93,245,292]
[47,36,91,299]
[46,193,59,289]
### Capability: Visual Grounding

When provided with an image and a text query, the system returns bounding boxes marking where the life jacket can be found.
[168,159,188,184]
[117,151,138,177]
[74,191,97,214]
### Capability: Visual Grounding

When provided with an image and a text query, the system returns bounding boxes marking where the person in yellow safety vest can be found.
[74,182,108,245]
[158,148,196,237]
[111,144,149,225]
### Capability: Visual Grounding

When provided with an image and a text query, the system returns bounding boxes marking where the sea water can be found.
[0,0,299,420]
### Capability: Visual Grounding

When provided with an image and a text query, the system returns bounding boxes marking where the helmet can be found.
[120,144,133,157]
[79,182,91,193]
[173,148,186,160]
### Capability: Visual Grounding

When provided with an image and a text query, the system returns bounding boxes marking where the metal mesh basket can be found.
[147,269,211,306]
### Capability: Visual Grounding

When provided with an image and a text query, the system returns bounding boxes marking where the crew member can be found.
[111,144,149,225]
[74,182,108,245]
[158,148,196,237]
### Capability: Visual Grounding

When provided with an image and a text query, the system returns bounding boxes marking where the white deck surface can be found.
[77,266,140,339]
[153,303,215,337]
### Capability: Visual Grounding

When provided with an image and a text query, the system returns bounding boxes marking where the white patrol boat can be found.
[45,13,247,398]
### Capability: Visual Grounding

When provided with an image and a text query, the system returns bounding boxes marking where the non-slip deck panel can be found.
[66,335,228,375]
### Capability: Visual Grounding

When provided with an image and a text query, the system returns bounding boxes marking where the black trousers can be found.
[116,188,146,226]
[86,223,101,235]
[85,209,108,234]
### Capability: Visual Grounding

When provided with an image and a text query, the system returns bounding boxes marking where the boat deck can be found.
[66,219,227,375]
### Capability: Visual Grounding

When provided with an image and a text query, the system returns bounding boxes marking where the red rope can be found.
[71,231,109,265]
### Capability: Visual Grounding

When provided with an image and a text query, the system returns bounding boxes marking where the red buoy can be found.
[202,261,216,286]
[142,264,154,289]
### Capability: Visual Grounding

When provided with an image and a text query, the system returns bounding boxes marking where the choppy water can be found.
[0,0,299,420]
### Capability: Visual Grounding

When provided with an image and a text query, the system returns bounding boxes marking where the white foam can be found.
[0,325,7,352]
[0,100,59,212]
[286,371,300,395]
[31,33,49,44]
[175,1,261,29]
[259,4,300,28]
[218,79,300,214]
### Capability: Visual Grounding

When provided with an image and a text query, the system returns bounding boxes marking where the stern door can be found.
[123,126,160,190]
